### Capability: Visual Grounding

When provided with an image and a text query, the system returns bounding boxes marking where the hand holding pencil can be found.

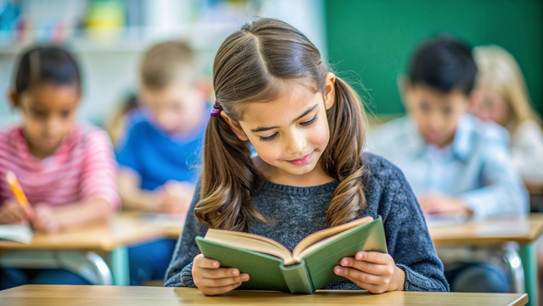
[0,171,34,224]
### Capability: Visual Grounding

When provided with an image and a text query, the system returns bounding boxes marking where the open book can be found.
[0,223,33,244]
[196,216,387,294]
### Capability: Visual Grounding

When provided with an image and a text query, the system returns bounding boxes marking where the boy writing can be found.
[116,40,209,285]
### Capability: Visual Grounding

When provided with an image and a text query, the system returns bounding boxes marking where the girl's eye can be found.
[300,116,317,126]
[31,110,47,120]
[259,133,278,141]
[61,110,72,118]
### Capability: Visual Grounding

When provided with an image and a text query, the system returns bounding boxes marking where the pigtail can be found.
[194,112,268,231]
[322,76,367,226]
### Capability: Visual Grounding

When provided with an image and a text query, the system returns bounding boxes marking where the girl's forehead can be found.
[234,79,320,118]
[22,83,80,109]
[237,85,322,126]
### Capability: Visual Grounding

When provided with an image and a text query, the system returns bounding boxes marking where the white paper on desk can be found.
[0,223,33,244]
[425,213,469,227]
[141,213,186,227]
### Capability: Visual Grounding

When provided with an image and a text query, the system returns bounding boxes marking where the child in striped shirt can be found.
[0,45,119,289]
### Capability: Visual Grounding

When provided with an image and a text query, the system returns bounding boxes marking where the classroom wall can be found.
[325,0,543,116]
[0,0,326,127]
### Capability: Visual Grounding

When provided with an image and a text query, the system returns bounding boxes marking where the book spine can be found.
[280,260,314,294]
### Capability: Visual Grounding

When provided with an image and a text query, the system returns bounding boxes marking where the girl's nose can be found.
[286,132,307,154]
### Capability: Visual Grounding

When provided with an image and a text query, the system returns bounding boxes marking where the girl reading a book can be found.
[165,18,449,294]
[0,45,119,289]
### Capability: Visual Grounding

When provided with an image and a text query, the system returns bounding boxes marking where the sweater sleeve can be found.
[377,159,449,292]
[164,180,207,287]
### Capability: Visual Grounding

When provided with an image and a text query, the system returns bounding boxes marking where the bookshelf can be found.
[0,0,325,127]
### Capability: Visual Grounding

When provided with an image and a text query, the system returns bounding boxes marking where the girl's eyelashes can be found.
[257,116,317,141]
[31,110,47,120]
[300,115,317,126]
[259,133,278,142]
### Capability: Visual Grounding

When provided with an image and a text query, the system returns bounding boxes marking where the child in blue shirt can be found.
[116,40,209,285]
[368,36,528,292]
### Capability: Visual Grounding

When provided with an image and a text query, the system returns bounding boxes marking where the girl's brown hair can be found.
[195,18,367,231]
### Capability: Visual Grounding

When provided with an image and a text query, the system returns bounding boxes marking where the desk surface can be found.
[0,285,529,306]
[429,213,543,247]
[0,214,165,251]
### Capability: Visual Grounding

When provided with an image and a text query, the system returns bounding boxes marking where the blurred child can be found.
[471,45,543,181]
[0,45,119,289]
[115,40,209,285]
[164,18,448,294]
[368,36,528,292]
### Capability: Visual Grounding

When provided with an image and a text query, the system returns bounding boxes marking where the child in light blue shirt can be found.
[368,36,528,292]
[369,113,527,219]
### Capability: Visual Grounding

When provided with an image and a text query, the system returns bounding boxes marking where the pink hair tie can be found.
[210,101,222,117]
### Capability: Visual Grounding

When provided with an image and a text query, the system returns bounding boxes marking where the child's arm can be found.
[459,133,528,219]
[117,169,162,211]
[31,198,110,232]
[165,181,234,290]
[118,169,194,213]
[357,158,449,292]
[418,194,472,215]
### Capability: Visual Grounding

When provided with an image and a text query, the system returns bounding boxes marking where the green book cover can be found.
[195,216,387,294]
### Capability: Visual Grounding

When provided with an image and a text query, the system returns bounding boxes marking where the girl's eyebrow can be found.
[250,104,318,132]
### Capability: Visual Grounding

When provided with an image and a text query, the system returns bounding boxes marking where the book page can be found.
[291,216,373,262]
[204,229,294,262]
[0,223,33,244]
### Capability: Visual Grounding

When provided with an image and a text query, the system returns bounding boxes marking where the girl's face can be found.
[224,75,336,186]
[470,86,511,127]
[15,84,80,158]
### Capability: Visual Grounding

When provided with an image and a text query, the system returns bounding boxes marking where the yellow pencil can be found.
[5,171,30,209]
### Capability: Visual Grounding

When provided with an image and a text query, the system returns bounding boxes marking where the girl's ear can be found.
[324,72,336,110]
[220,111,249,141]
[7,89,19,108]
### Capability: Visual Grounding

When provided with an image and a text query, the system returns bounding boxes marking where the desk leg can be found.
[519,242,537,306]
[111,246,130,286]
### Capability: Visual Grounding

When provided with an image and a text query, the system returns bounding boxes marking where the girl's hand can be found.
[31,204,60,233]
[192,253,250,295]
[418,195,472,216]
[334,251,405,294]
[0,199,34,224]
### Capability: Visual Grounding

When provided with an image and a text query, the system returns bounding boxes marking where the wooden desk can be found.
[0,285,529,306]
[0,215,166,285]
[429,213,543,306]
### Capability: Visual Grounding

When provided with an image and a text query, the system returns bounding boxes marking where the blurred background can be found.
[0,0,541,126]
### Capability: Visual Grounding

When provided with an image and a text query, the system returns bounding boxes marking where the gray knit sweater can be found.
[164,153,449,291]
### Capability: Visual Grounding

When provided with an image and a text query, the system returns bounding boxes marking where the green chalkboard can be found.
[325,0,542,116]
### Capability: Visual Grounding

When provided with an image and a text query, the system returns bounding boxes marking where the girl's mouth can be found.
[287,152,313,166]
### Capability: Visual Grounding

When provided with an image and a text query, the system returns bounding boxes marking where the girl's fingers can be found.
[353,252,392,265]
[199,273,250,287]
[334,266,384,286]
[194,254,220,269]
[340,258,387,276]
[201,282,243,296]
